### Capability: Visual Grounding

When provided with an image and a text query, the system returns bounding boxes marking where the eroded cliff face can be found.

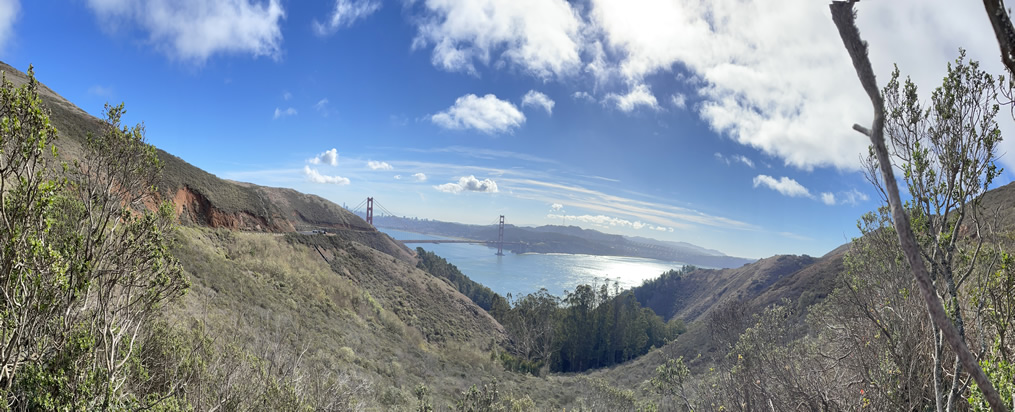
[172,186,293,232]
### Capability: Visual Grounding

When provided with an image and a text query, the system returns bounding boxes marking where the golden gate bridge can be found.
[350,197,511,256]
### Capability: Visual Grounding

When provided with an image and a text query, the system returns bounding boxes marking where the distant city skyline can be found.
[1,0,1012,258]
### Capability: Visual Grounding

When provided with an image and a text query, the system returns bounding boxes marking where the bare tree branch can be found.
[829,2,1009,411]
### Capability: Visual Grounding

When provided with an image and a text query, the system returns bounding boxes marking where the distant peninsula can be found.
[370,215,757,269]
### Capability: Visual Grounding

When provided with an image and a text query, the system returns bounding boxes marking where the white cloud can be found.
[547,213,672,232]
[670,93,686,109]
[752,175,812,198]
[410,0,583,79]
[434,175,499,194]
[604,84,660,112]
[315,98,328,110]
[508,177,755,231]
[521,90,555,115]
[732,155,754,168]
[820,192,835,206]
[308,148,339,166]
[0,0,17,52]
[402,1,1015,172]
[588,0,872,170]
[304,165,350,185]
[313,0,380,35]
[550,203,564,212]
[412,172,427,182]
[283,90,292,100]
[714,152,728,165]
[85,0,285,63]
[394,175,401,180]
[273,107,297,119]
[431,94,525,134]
[367,160,393,170]
[572,91,594,102]
[585,0,1015,171]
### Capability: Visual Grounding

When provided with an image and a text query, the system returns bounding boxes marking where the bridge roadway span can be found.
[399,239,519,245]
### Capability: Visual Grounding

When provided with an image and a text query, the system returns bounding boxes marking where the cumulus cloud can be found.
[588,0,1015,171]
[547,213,672,232]
[604,84,660,112]
[820,192,836,206]
[367,160,393,170]
[412,172,427,182]
[550,203,564,212]
[431,94,525,134]
[410,0,583,78]
[572,91,594,102]
[85,0,285,63]
[313,0,380,35]
[434,175,499,194]
[273,107,297,119]
[406,0,1015,171]
[522,90,555,115]
[308,148,339,166]
[0,0,17,52]
[304,166,350,185]
[752,175,812,198]
[587,0,873,170]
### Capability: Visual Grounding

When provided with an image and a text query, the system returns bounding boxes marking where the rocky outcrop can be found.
[172,186,291,232]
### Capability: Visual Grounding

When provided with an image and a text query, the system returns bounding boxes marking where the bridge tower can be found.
[366,197,374,226]
[496,215,505,256]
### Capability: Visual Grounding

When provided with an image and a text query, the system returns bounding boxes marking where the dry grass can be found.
[169,227,611,410]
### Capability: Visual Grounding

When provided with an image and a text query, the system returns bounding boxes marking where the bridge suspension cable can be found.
[350,197,401,226]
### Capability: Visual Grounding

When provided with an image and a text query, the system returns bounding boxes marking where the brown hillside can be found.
[635,254,817,324]
[748,243,848,311]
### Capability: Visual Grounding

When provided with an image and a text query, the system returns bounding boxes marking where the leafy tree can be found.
[651,356,691,410]
[866,50,1002,411]
[501,288,558,368]
[416,248,510,319]
[833,4,1009,408]
[0,67,187,409]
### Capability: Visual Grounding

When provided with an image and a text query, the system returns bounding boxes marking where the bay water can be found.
[379,228,685,298]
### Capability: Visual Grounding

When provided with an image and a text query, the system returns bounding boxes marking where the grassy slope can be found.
[633,254,819,324]
[171,227,599,409]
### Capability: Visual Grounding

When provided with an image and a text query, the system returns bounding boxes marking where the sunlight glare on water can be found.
[380,228,684,298]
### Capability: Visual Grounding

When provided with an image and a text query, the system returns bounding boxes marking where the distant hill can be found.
[374,216,756,269]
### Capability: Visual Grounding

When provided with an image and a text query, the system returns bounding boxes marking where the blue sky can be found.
[0,0,1012,259]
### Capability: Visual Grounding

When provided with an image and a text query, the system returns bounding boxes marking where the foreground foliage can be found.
[0,68,187,409]
[641,49,1015,412]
